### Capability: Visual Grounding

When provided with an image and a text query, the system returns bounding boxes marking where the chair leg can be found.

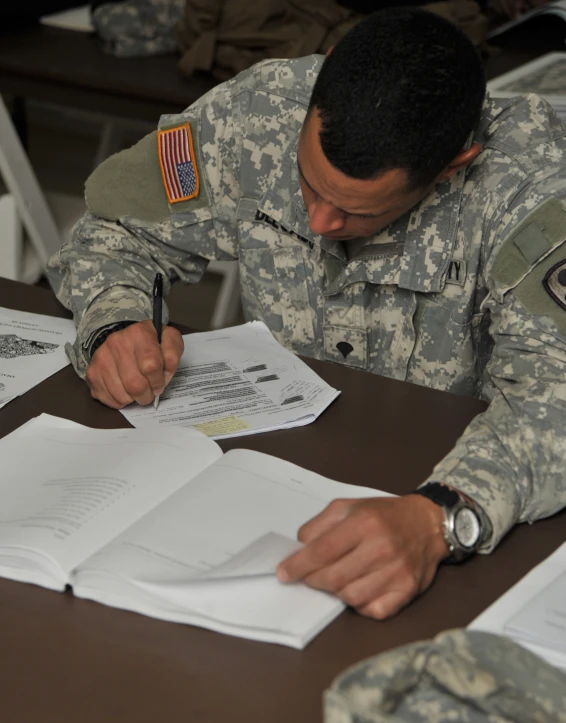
[208,261,241,329]
[0,194,22,280]
[0,95,62,268]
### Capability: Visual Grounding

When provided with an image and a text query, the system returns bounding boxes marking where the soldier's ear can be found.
[436,143,482,182]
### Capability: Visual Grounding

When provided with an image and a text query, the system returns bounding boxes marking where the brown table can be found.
[0,278,564,722]
[0,25,216,123]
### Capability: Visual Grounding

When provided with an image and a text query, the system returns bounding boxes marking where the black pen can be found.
[152,272,163,410]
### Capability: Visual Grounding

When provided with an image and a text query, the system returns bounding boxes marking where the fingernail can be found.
[164,372,173,386]
[276,567,290,583]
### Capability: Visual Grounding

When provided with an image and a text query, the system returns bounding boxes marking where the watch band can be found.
[411,482,461,508]
[89,321,137,359]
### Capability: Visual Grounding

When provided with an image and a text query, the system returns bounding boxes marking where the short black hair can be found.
[308,8,486,189]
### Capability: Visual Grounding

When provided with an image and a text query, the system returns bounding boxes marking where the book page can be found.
[0,420,222,588]
[74,449,392,646]
[78,448,390,581]
[120,322,340,439]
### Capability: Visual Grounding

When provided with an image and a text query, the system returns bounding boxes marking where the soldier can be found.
[47,8,566,620]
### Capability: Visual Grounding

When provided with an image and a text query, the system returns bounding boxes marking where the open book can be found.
[0,414,389,648]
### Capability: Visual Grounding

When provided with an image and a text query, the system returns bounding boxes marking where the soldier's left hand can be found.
[276,495,449,619]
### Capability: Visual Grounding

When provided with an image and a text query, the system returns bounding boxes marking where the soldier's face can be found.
[297,110,433,241]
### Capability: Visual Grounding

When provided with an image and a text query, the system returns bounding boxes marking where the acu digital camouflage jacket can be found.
[47,56,566,552]
[324,629,566,723]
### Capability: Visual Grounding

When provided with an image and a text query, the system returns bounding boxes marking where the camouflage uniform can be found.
[47,56,566,552]
[324,629,566,722]
[92,0,184,57]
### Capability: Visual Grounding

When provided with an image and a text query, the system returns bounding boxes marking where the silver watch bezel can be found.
[442,499,482,562]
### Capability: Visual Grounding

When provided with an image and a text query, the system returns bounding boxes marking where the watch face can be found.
[454,507,481,549]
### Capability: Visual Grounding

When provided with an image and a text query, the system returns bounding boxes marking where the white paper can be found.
[469,541,566,672]
[0,308,75,406]
[121,322,340,439]
[73,448,393,647]
[40,5,94,32]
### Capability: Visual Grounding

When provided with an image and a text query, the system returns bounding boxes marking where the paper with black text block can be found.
[0,307,75,408]
[0,415,391,648]
[121,321,340,439]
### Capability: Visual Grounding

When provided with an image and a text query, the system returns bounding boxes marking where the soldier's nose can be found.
[308,201,345,236]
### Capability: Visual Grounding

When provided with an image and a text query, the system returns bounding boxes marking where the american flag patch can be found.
[157,123,200,204]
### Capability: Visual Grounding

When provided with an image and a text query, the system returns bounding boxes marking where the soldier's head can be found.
[298,7,486,240]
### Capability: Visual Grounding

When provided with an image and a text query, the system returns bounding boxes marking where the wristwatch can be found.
[411,483,483,563]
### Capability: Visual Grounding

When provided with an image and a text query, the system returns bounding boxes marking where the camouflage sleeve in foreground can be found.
[324,629,566,723]
[423,189,566,551]
[46,81,240,378]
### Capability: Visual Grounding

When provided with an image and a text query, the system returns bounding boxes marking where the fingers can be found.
[278,517,359,583]
[297,498,352,544]
[338,556,426,618]
[86,359,134,409]
[277,496,446,621]
[161,326,184,386]
[86,321,183,409]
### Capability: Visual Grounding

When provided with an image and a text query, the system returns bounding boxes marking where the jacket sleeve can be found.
[46,81,240,378]
[423,189,566,552]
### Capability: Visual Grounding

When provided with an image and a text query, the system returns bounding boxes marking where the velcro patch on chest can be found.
[543,260,566,311]
[157,123,200,204]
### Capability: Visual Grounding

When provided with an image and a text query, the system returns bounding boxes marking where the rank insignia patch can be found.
[157,123,200,204]
[543,259,566,311]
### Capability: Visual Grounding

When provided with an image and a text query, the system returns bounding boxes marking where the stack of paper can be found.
[469,541,566,671]
[487,53,566,120]
[121,321,340,439]
[0,308,75,409]
[0,414,390,648]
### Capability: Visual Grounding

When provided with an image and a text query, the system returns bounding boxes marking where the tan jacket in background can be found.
[175,0,487,80]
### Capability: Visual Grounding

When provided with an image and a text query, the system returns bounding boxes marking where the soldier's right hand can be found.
[85,320,184,409]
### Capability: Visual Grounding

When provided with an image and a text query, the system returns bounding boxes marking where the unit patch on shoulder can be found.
[543,260,566,311]
[157,123,200,204]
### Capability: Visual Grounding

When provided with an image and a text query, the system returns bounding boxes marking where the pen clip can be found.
[153,272,163,298]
